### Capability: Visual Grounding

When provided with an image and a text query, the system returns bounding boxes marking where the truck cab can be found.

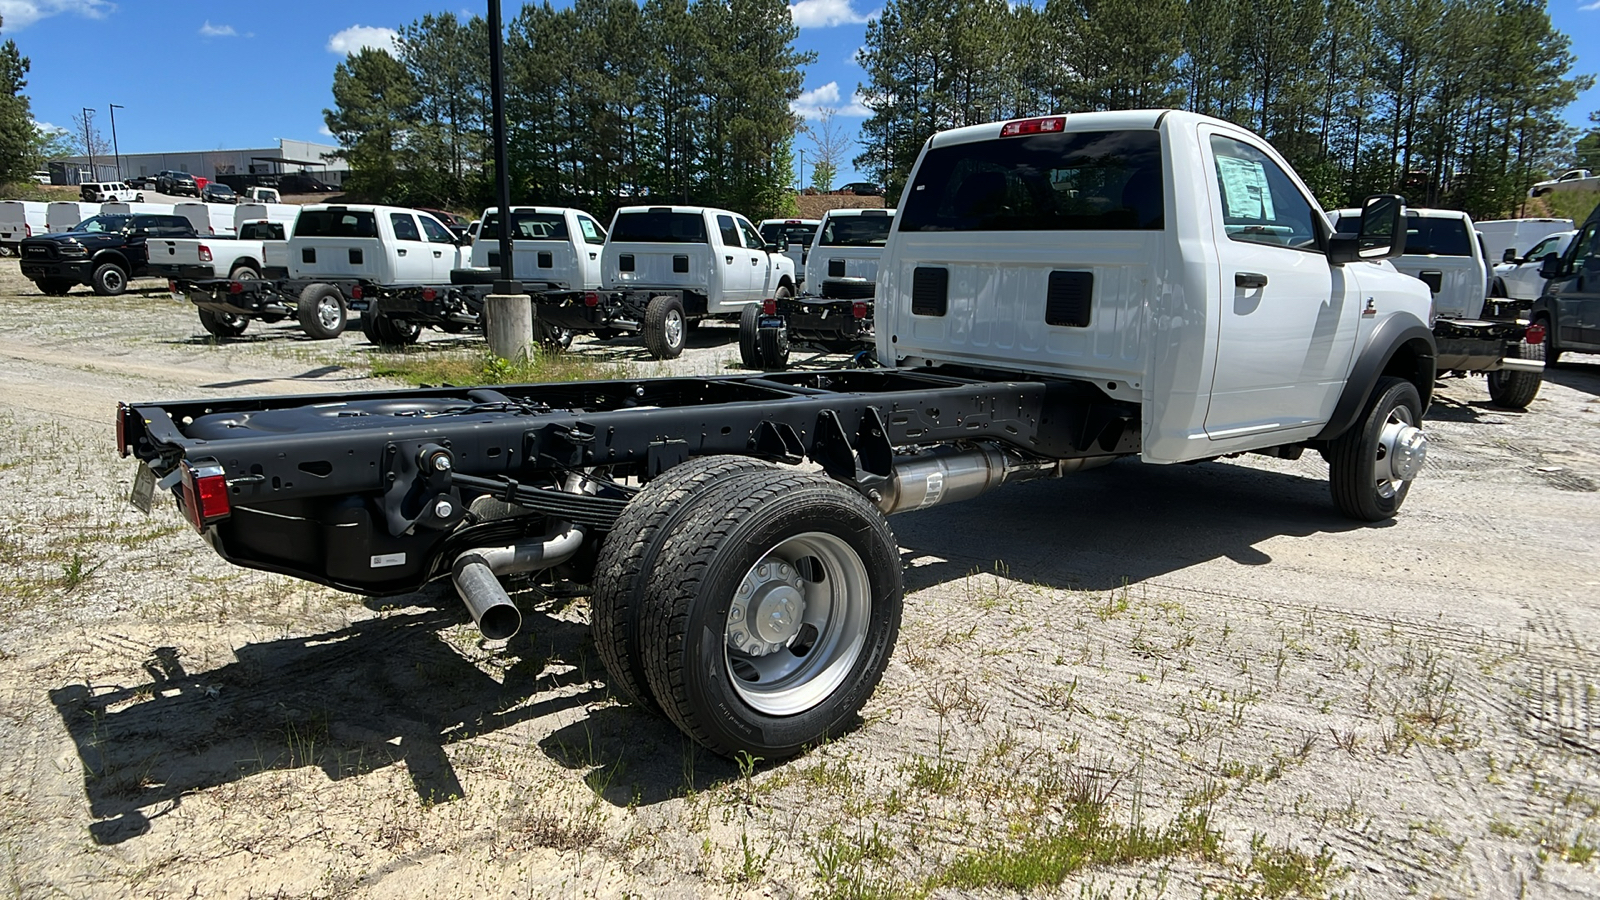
[467,206,606,290]
[757,218,819,284]
[1333,207,1486,320]
[288,205,467,284]
[602,206,796,317]
[878,110,1435,465]
[804,209,894,299]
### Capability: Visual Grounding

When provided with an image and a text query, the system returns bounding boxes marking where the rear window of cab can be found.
[294,210,378,238]
[1333,213,1472,257]
[899,129,1163,232]
[610,211,708,243]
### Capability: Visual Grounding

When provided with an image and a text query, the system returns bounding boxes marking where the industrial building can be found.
[49,139,348,188]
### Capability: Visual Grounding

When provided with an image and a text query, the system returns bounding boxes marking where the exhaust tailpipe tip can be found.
[451,553,522,641]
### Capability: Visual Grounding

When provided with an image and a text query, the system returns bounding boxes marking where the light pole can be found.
[108,103,124,181]
[798,148,806,193]
[81,107,95,181]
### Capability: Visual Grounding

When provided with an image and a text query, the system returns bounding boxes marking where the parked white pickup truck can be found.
[1492,230,1577,301]
[458,206,607,290]
[757,217,819,284]
[1330,206,1544,408]
[539,206,797,358]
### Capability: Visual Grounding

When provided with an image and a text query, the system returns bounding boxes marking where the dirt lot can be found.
[0,257,1597,898]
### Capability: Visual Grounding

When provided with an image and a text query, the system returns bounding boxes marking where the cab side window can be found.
[390,213,421,242]
[578,216,606,245]
[737,218,765,250]
[1209,135,1322,252]
[716,215,740,248]
[1573,223,1600,271]
[419,215,455,244]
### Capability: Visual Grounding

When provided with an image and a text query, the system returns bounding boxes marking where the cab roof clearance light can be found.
[1000,116,1066,137]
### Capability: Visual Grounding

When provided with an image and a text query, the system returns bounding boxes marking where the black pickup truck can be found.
[19,213,198,296]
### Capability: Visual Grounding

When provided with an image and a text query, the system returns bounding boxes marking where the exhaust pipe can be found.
[450,521,586,640]
[876,445,1113,515]
[1493,357,1542,374]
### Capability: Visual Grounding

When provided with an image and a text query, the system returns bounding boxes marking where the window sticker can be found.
[1217,156,1274,221]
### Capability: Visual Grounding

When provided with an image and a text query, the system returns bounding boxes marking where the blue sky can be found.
[4,0,1598,188]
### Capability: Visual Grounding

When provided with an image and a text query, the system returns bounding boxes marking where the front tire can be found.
[639,470,903,759]
[198,308,249,338]
[1328,376,1427,522]
[91,262,128,296]
[642,294,686,360]
[591,455,782,710]
[297,283,347,340]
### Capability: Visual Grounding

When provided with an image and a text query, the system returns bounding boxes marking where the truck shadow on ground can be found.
[1422,387,1527,424]
[1544,356,1600,398]
[50,459,1377,838]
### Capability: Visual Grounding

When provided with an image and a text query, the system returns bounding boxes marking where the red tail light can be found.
[853,301,870,319]
[208,226,215,235]
[180,461,231,532]
[1000,116,1066,137]
[168,279,178,293]
[198,245,212,262]
[351,285,363,299]
[421,288,437,301]
[115,402,130,457]
[584,291,600,307]
[763,299,777,315]
[1524,323,1546,346]
[23,224,30,237]
[228,281,244,294]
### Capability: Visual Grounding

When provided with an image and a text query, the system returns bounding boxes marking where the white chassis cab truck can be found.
[527,206,797,359]
[119,110,1437,763]
[1332,206,1545,408]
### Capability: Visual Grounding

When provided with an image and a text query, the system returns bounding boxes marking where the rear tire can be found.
[297,283,347,340]
[590,455,783,711]
[360,311,420,347]
[643,294,686,360]
[91,262,127,296]
[228,264,260,283]
[533,319,573,351]
[1485,341,1541,409]
[35,278,73,296]
[1328,377,1426,522]
[198,308,249,338]
[639,470,903,760]
[738,304,762,369]
[1537,314,1562,365]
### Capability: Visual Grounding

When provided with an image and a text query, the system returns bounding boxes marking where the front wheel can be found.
[198,308,249,338]
[297,283,347,340]
[1328,376,1427,522]
[642,294,686,360]
[639,470,903,759]
[91,263,128,296]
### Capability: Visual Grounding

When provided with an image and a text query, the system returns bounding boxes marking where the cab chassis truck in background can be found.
[118,111,1439,761]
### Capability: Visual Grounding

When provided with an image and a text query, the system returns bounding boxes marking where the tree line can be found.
[855,0,1594,218]
[326,1,811,220]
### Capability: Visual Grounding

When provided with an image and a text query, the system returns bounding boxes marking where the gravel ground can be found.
[0,256,1598,898]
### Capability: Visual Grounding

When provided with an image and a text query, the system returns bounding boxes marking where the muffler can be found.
[876,445,1113,515]
[450,521,586,640]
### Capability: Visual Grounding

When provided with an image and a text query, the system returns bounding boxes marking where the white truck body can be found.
[602,206,796,314]
[468,206,606,290]
[80,182,141,202]
[242,187,281,204]
[1333,207,1485,319]
[1475,217,1573,262]
[0,201,46,249]
[233,203,298,233]
[803,209,894,298]
[101,201,170,217]
[174,202,237,237]
[879,109,1434,465]
[288,205,468,284]
[46,201,101,233]
[149,214,300,281]
[757,218,820,281]
[1493,230,1577,301]
[1528,169,1600,198]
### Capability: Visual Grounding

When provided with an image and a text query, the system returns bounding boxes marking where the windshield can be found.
[480,211,568,241]
[72,215,129,234]
[900,129,1164,232]
[209,184,234,195]
[610,211,708,243]
[1335,214,1471,257]
[293,209,378,238]
[819,215,892,247]
[758,222,818,246]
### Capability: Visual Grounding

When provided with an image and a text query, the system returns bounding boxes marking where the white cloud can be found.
[1582,0,1600,10]
[0,0,114,30]
[791,82,872,119]
[788,0,873,28]
[326,24,400,57]
[318,124,335,137]
[32,119,67,135]
[198,20,236,37]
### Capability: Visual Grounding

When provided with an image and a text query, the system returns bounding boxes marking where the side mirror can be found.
[1329,193,1406,264]
[766,241,783,253]
[1538,252,1562,280]
[1502,248,1518,264]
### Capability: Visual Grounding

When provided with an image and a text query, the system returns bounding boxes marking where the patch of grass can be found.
[369,347,629,387]
[927,804,1222,893]
[1224,833,1342,898]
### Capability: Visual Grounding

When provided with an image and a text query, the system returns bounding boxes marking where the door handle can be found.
[433,250,442,258]
[751,258,759,266]
[725,255,733,264]
[397,249,407,256]
[589,252,597,260]
[1235,272,1268,289]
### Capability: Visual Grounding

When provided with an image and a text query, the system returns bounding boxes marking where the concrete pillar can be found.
[484,292,533,363]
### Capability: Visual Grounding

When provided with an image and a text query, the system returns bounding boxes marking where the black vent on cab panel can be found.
[537,251,553,268]
[1418,272,1443,294]
[487,251,500,267]
[619,254,635,272]
[673,255,690,274]
[348,248,363,265]
[1045,271,1093,327]
[301,247,316,264]
[828,258,846,278]
[911,267,948,316]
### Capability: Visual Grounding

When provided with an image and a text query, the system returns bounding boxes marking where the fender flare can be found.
[1314,315,1436,442]
[91,250,131,273]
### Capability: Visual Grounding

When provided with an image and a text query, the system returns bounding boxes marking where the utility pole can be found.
[798,148,806,192]
[482,0,533,363]
[81,107,96,181]
[108,104,124,181]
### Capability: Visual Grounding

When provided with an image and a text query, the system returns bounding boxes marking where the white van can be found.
[1474,217,1574,263]
[0,200,47,252]
[233,202,299,233]
[46,201,101,233]
[79,182,143,203]
[175,201,236,237]
[101,201,172,218]
[242,187,281,204]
